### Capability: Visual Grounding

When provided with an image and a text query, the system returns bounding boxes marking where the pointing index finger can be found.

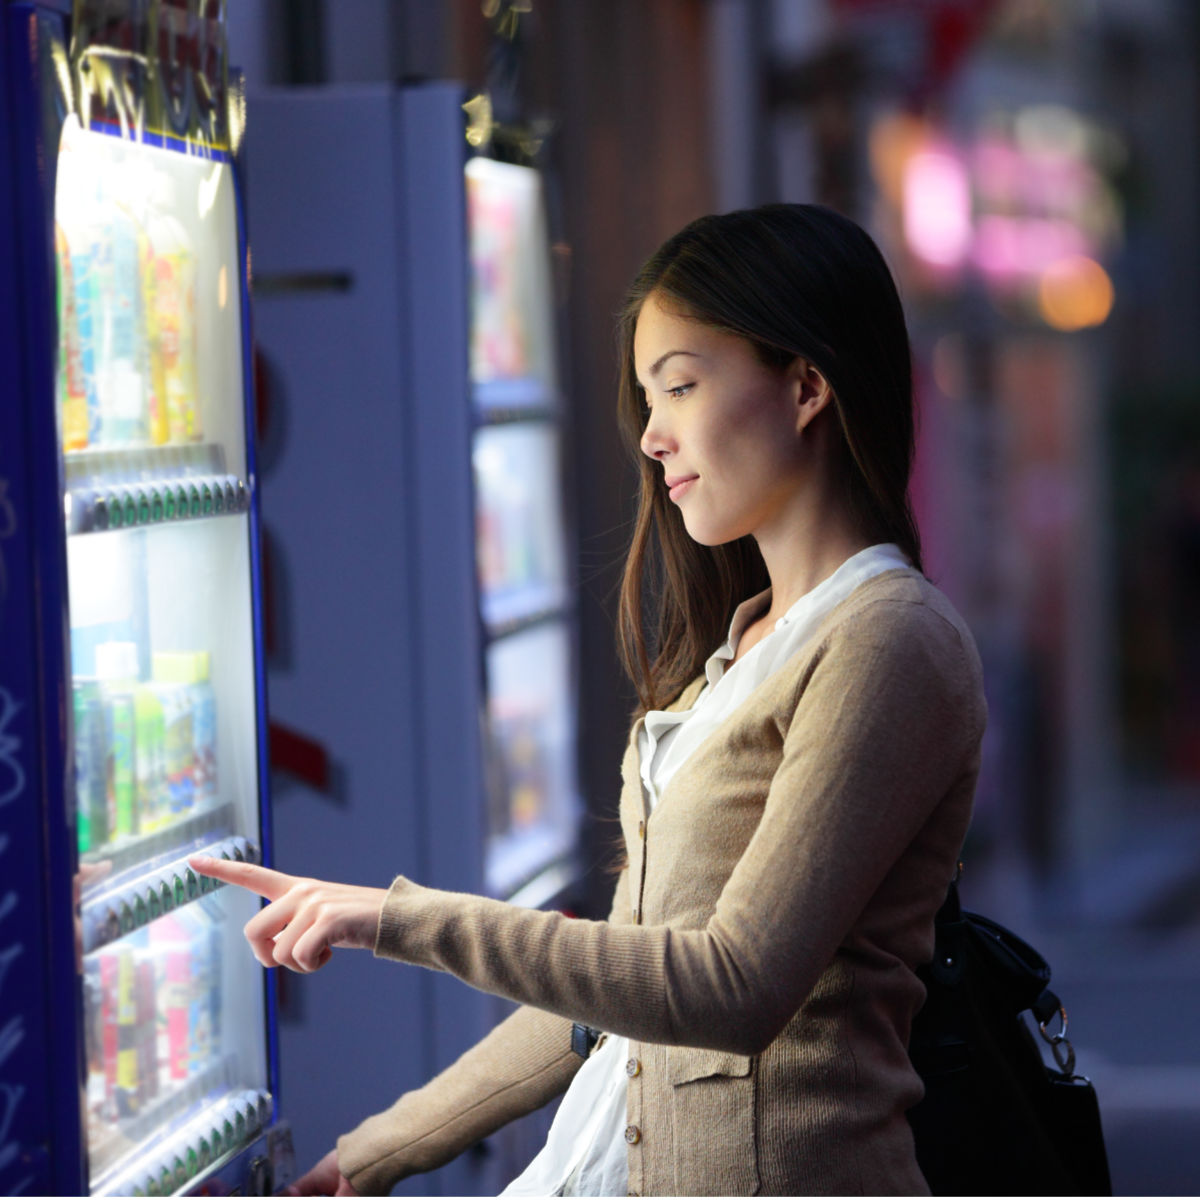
[188,855,296,900]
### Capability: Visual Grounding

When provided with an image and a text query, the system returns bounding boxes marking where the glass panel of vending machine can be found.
[55,114,270,1194]
[465,155,580,901]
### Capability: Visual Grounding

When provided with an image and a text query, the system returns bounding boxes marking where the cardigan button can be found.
[625,1124,641,1145]
[637,820,645,839]
[626,1057,641,1077]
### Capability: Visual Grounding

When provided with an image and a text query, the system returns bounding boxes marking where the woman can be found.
[192,203,987,1196]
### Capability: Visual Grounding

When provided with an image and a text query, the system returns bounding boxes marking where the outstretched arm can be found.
[194,602,983,1059]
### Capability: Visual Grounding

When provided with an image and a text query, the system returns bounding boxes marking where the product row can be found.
[68,471,249,535]
[84,904,225,1127]
[82,836,257,955]
[55,151,204,453]
[107,1089,271,1198]
[75,644,218,856]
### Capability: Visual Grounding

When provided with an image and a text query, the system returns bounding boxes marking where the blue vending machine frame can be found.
[1,2,87,1191]
[0,1,285,1192]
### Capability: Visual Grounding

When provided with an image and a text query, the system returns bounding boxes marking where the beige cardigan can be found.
[339,569,986,1195]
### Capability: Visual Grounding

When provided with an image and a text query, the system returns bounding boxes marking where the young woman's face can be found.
[634,291,807,547]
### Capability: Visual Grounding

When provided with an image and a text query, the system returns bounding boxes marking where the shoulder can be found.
[816,568,979,665]
[785,569,986,736]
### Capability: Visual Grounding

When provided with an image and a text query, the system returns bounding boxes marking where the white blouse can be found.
[501,544,911,1197]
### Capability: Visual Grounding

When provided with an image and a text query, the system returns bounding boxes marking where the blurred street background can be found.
[227,0,1200,1192]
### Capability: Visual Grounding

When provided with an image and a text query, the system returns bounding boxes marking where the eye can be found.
[666,383,694,400]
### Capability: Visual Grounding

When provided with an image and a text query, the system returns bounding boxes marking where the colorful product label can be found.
[70,248,102,446]
[154,251,199,442]
[56,226,90,451]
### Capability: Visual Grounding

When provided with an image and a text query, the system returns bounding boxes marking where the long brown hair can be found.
[616,204,923,716]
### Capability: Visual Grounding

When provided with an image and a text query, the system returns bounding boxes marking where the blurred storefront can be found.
[717,0,1200,925]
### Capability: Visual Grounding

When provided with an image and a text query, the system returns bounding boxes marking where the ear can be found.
[788,358,835,433]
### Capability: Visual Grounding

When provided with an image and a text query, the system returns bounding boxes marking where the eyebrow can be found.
[645,349,702,380]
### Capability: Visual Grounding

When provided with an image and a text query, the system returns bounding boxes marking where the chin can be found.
[681,517,747,548]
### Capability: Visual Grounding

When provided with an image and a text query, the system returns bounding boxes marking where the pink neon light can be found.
[903,150,972,268]
[972,215,1091,279]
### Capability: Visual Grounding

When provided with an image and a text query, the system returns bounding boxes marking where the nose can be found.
[640,407,673,461]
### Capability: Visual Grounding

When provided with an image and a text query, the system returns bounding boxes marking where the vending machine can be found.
[245,84,582,1188]
[0,1,290,1193]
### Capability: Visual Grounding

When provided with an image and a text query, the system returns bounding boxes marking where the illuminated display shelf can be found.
[64,444,248,536]
[481,584,571,641]
[81,820,257,954]
[90,1080,272,1198]
[472,376,557,422]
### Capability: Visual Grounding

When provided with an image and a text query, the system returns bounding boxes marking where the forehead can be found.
[633,293,731,372]
[633,293,697,352]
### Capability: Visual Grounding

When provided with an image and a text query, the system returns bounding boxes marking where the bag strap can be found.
[935,871,1078,1077]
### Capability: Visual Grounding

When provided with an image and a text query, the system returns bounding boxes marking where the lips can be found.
[665,474,698,502]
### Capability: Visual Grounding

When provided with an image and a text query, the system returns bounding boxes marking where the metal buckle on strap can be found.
[1038,1005,1077,1075]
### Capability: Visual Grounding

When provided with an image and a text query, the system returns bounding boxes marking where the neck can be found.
[753,490,874,621]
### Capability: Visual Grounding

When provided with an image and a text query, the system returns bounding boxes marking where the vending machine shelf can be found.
[81,826,258,955]
[91,1079,272,1197]
[64,473,249,536]
[81,796,236,876]
[481,585,571,640]
[472,376,557,420]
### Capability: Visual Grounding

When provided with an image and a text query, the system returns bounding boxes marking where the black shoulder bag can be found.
[907,878,1113,1196]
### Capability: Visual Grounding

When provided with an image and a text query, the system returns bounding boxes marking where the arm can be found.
[371,603,985,1055]
[335,865,635,1195]
[336,1002,577,1195]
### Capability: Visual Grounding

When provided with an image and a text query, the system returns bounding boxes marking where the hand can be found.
[283,1146,357,1195]
[73,859,113,972]
[188,856,388,974]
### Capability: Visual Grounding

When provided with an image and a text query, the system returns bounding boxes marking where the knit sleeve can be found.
[336,868,636,1194]
[368,600,984,1057]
